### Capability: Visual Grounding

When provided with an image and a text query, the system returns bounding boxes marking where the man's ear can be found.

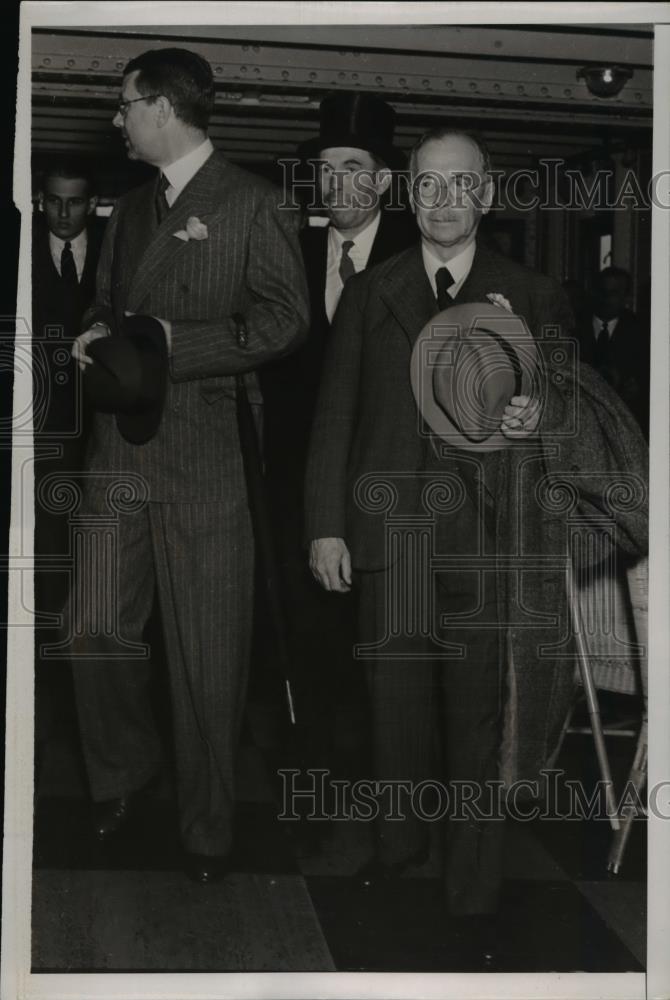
[154,95,172,128]
[37,191,44,212]
[87,195,99,216]
[479,174,494,217]
[374,167,392,196]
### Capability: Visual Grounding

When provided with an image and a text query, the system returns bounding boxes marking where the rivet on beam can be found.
[375,76,383,85]
[541,87,548,96]
[215,66,222,74]
[446,80,453,89]
[469,82,477,91]
[564,88,572,97]
[423,79,430,89]
[67,59,75,68]
[517,85,525,94]
[43,58,51,66]
[91,60,99,69]
[493,83,501,92]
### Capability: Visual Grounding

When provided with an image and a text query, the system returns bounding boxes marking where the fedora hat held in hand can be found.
[83,314,168,445]
[410,301,543,452]
[298,91,406,170]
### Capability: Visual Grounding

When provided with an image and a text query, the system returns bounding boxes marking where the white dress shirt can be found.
[161,137,215,206]
[592,314,619,339]
[49,228,88,281]
[422,240,476,302]
[325,212,382,323]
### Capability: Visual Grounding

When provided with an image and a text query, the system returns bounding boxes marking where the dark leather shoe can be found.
[92,794,135,842]
[91,776,158,842]
[183,852,231,885]
[354,843,430,889]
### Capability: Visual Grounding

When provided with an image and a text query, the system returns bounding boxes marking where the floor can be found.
[31,686,646,974]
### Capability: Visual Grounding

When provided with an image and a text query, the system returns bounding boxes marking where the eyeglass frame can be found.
[116,94,162,117]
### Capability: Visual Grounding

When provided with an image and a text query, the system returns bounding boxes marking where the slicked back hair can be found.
[39,157,95,195]
[409,127,492,179]
[124,47,215,131]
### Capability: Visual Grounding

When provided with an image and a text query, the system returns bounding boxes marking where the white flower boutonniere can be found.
[486,292,513,312]
[173,216,209,242]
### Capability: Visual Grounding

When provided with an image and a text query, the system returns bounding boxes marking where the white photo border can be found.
[4,3,669,999]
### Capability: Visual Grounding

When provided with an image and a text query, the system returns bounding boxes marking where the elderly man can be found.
[305,126,647,963]
[69,47,308,884]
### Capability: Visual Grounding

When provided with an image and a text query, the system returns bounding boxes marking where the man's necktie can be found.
[60,241,78,290]
[595,319,610,367]
[435,266,455,310]
[339,240,356,284]
[155,173,170,225]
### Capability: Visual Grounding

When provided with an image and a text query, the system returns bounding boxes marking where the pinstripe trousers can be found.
[70,491,254,856]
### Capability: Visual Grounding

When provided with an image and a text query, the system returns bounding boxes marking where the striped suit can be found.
[71,151,309,855]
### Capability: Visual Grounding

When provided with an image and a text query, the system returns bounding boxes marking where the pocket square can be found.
[173,216,209,242]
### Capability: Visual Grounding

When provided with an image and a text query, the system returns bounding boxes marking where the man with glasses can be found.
[69,47,308,885]
[305,127,647,965]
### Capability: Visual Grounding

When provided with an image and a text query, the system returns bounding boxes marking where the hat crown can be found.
[309,91,402,168]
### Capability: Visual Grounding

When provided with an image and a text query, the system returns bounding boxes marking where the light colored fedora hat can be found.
[410,301,543,452]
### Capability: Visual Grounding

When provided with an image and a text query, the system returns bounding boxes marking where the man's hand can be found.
[501,394,542,439]
[309,537,352,593]
[71,323,109,371]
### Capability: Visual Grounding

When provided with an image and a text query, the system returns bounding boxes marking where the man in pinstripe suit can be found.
[70,48,309,883]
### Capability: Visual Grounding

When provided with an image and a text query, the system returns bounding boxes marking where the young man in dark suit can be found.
[69,47,309,883]
[305,127,647,965]
[32,162,106,752]
[260,93,416,842]
[577,266,649,435]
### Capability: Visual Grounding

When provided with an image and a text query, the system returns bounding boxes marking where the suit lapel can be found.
[126,152,229,311]
[378,245,437,345]
[451,243,505,306]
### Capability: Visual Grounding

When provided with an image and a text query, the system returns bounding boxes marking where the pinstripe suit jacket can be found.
[84,150,309,501]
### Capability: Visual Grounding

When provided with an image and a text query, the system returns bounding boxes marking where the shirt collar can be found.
[329,212,382,264]
[48,227,88,255]
[422,240,476,298]
[162,138,215,198]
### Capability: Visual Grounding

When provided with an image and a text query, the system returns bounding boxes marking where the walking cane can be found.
[233,313,296,724]
[566,556,620,831]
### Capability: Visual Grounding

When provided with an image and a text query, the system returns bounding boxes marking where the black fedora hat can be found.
[298,91,405,170]
[84,314,168,445]
[410,302,543,452]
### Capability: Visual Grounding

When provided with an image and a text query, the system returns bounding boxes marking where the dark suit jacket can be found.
[32,214,105,443]
[305,240,578,567]
[84,151,309,502]
[576,309,649,433]
[261,209,417,486]
[304,240,648,783]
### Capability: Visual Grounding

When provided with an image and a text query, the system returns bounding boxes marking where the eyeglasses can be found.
[116,94,161,117]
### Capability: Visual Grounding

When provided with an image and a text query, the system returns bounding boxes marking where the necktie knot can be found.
[435,266,455,310]
[339,239,356,284]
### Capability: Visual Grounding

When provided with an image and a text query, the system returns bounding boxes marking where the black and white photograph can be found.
[2,3,670,998]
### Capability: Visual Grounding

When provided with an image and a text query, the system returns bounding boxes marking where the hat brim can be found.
[297,135,406,172]
[410,302,543,452]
